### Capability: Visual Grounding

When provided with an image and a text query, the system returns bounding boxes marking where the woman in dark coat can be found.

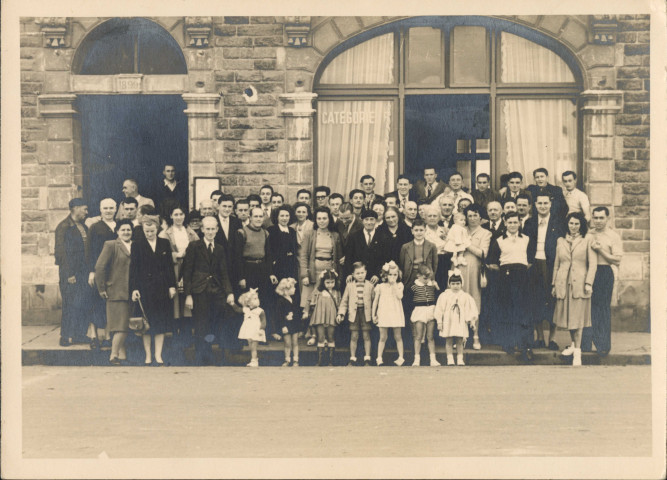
[377,206,413,263]
[130,215,177,365]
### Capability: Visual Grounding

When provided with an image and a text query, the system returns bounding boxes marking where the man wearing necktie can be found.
[360,174,384,210]
[525,194,566,351]
[344,209,389,284]
[182,217,236,366]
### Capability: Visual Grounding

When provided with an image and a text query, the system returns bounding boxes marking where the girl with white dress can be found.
[237,289,266,367]
[372,261,406,366]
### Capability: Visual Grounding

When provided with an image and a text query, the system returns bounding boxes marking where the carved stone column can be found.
[581,90,623,209]
[279,91,317,202]
[182,93,220,208]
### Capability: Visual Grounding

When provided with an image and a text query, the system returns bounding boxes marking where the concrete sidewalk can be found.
[22,325,651,366]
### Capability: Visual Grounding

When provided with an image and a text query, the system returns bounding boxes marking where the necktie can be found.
[426,185,432,198]
[539,218,546,226]
[366,231,371,245]
[208,242,213,255]
[491,221,496,231]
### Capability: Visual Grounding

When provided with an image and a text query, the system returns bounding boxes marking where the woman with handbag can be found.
[94,219,134,365]
[458,204,491,350]
[130,215,177,366]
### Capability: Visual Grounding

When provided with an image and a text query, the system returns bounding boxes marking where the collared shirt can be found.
[489,219,501,232]
[496,233,530,266]
[122,240,132,254]
[398,194,409,211]
[204,239,215,252]
[164,179,177,192]
[564,187,591,220]
[364,229,374,245]
[172,225,190,254]
[535,214,550,260]
[147,238,157,253]
[103,219,116,232]
[218,215,230,239]
[520,214,531,229]
[592,227,623,266]
[278,224,289,233]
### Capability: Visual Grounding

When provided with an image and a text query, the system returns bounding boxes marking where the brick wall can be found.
[613,14,650,328]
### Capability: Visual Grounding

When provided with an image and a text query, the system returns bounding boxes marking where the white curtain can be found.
[501,99,577,181]
[318,101,393,196]
[319,33,395,84]
[500,32,574,83]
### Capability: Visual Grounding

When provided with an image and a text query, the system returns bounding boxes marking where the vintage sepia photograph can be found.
[2,0,665,478]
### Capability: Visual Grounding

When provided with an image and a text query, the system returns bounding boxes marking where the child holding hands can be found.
[372,261,406,366]
[434,270,478,366]
[237,289,266,367]
[338,262,375,366]
[410,264,441,366]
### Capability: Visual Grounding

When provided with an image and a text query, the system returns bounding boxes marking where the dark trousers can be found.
[479,270,499,346]
[192,291,228,365]
[59,272,91,340]
[581,265,614,353]
[496,264,532,351]
[529,259,555,326]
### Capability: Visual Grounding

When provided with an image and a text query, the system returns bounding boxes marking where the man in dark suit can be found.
[385,175,418,213]
[335,202,363,249]
[526,167,567,221]
[343,210,389,283]
[482,201,506,241]
[480,200,504,345]
[54,198,91,346]
[182,216,236,365]
[471,173,501,213]
[360,174,385,210]
[499,171,532,205]
[525,193,566,350]
[413,166,449,204]
[157,164,187,220]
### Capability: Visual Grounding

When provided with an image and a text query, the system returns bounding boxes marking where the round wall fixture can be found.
[243,85,258,103]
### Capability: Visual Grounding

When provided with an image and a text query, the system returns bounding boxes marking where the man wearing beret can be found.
[343,209,390,284]
[54,198,92,346]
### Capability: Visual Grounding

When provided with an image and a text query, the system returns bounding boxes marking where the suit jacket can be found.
[527,183,567,220]
[88,220,117,272]
[344,228,390,280]
[95,239,131,301]
[499,188,532,205]
[472,189,501,210]
[54,216,90,280]
[335,216,363,248]
[399,240,438,286]
[338,280,375,324]
[482,219,506,242]
[181,239,234,297]
[385,189,418,209]
[363,192,385,210]
[376,221,414,263]
[524,214,566,274]
[299,229,343,283]
[413,180,449,204]
[157,180,188,220]
[552,235,598,299]
[129,236,176,299]
[214,215,243,283]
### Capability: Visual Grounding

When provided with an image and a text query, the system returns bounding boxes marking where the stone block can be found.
[46,141,74,164]
[188,118,216,140]
[254,36,284,47]
[46,164,74,185]
[242,129,266,140]
[215,70,235,83]
[621,150,635,160]
[251,118,283,129]
[578,44,615,68]
[616,32,637,43]
[185,49,214,71]
[615,160,648,172]
[623,137,647,148]
[623,103,649,114]
[229,118,252,129]
[287,163,313,184]
[215,36,253,47]
[618,252,643,280]
[238,174,283,186]
[250,107,276,117]
[560,18,587,50]
[621,230,644,241]
[262,71,286,83]
[618,20,649,32]
[585,135,614,159]
[223,106,249,118]
[239,140,279,152]
[190,163,217,177]
[516,15,539,25]
[250,17,275,24]
[221,59,255,71]
[332,17,362,38]
[613,184,623,206]
[286,48,322,73]
[44,49,73,71]
[617,114,642,125]
[634,218,650,230]
[624,44,649,56]
[22,82,43,96]
[585,160,613,182]
[22,210,48,222]
[46,118,74,141]
[22,129,47,142]
[285,71,313,93]
[588,184,613,205]
[224,16,249,24]
[22,255,45,284]
[46,188,73,209]
[216,129,246,140]
[616,125,649,137]
[266,130,285,140]
[189,140,217,161]
[22,106,38,118]
[43,72,69,93]
[585,113,614,136]
[312,21,341,54]
[223,94,246,106]
[252,47,278,59]
[236,70,263,82]
[617,67,649,79]
[288,140,313,161]
[223,142,239,152]
[214,25,237,37]
[623,54,644,66]
[224,153,279,164]
[217,163,286,175]
[615,206,648,218]
[621,194,649,206]
[223,47,254,59]
[220,175,240,186]
[359,17,386,28]
[22,198,40,210]
[237,25,283,36]
[286,117,312,140]
[254,59,276,70]
[623,183,649,195]
[624,92,649,103]
[44,264,60,284]
[615,219,633,229]
[622,241,649,253]
[187,71,216,93]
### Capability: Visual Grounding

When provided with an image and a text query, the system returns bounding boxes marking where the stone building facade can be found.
[20,15,650,328]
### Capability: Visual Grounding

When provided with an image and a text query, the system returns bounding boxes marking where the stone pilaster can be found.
[279,91,317,202]
[182,93,221,207]
[581,90,622,209]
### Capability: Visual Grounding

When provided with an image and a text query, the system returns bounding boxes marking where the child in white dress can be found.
[434,271,478,366]
[237,289,266,367]
[444,212,471,267]
[372,261,405,366]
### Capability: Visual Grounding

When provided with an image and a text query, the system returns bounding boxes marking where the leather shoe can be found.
[520,348,535,363]
[547,341,559,351]
[533,340,546,349]
[59,337,71,347]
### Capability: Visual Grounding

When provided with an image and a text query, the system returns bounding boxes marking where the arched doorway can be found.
[72,18,189,215]
[314,16,584,194]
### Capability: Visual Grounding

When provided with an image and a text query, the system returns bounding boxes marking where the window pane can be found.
[318,101,393,195]
[320,33,395,84]
[498,99,577,182]
[407,27,443,84]
[451,26,489,85]
[500,32,575,83]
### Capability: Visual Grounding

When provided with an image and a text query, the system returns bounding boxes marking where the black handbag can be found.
[129,298,150,335]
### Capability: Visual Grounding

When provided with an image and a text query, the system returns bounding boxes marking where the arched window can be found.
[314,17,583,195]
[72,18,187,75]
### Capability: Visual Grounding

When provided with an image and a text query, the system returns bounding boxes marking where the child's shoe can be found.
[457,354,465,366]
[412,355,420,367]
[247,359,259,367]
[562,342,575,356]
[446,354,455,365]
[376,357,384,366]
[430,354,441,366]
[394,357,405,366]
[473,336,481,350]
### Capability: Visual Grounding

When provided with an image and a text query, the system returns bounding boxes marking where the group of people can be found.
[54,164,622,367]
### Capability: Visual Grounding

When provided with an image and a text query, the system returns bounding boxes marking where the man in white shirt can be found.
[234,199,251,226]
[516,193,532,229]
[259,184,273,219]
[328,193,344,223]
[561,171,591,223]
[403,201,418,228]
[433,171,473,212]
[116,178,154,220]
[438,195,456,228]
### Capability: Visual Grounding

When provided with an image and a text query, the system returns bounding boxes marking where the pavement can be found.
[21,325,651,367]
[21,365,652,460]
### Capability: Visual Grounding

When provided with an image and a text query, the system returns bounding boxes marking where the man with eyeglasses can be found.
[314,186,331,209]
